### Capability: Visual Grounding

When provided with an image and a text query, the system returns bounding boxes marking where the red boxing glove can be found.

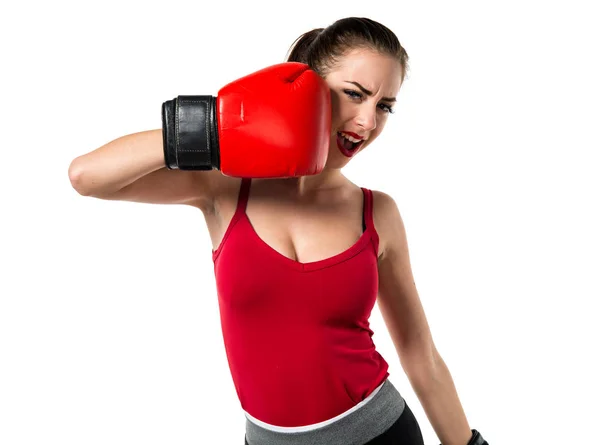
[162,62,331,178]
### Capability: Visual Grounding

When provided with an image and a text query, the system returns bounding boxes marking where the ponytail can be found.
[286,28,324,65]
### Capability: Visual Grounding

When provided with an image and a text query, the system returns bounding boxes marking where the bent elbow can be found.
[68,158,92,196]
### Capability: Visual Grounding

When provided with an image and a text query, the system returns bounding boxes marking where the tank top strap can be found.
[361,187,380,256]
[212,178,251,262]
[361,187,375,230]
[235,177,252,215]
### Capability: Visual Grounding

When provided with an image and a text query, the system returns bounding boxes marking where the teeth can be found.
[339,132,361,143]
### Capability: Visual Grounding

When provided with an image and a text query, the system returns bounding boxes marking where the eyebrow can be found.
[344,81,397,102]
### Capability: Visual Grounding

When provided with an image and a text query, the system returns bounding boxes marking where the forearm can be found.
[403,350,472,445]
[68,129,165,196]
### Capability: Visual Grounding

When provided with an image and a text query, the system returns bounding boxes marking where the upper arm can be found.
[373,190,437,366]
[99,168,233,212]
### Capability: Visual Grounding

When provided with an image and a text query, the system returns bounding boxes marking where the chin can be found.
[324,146,351,170]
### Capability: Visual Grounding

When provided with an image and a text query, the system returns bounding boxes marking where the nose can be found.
[356,104,377,132]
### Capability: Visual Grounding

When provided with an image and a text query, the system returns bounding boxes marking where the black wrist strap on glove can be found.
[161,95,220,170]
[467,429,488,445]
[440,429,488,445]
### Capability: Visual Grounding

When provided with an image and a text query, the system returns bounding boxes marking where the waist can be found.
[223,325,390,425]
[245,378,405,445]
[245,379,386,432]
[232,363,390,426]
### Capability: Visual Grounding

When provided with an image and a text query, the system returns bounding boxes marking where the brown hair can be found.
[287,17,409,81]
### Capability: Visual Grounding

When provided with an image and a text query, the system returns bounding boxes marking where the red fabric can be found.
[212,178,389,427]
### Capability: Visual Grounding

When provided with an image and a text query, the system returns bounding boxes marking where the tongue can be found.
[342,137,355,151]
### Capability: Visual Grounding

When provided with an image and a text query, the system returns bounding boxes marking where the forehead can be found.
[327,48,403,95]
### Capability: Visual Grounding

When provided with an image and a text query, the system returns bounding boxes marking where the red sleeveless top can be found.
[212,178,390,427]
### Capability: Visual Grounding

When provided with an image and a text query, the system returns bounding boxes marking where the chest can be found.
[208,183,371,265]
[209,179,382,321]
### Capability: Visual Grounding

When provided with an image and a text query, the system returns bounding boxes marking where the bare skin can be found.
[205,176,377,262]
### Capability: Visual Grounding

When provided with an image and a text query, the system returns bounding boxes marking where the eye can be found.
[344,89,395,114]
[343,89,363,100]
[378,103,395,114]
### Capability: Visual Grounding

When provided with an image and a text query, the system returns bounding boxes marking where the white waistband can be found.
[244,379,387,433]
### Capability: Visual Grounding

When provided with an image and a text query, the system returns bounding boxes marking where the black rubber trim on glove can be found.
[161,95,220,170]
[467,429,489,445]
[440,429,488,445]
[467,430,489,445]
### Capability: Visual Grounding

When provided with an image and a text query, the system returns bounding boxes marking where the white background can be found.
[1,0,598,444]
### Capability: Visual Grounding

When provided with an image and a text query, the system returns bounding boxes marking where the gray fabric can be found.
[245,379,405,445]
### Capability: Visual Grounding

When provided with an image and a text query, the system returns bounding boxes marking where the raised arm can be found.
[68,62,333,212]
[67,129,227,211]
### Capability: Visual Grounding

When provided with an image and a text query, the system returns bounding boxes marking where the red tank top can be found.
[212,178,390,427]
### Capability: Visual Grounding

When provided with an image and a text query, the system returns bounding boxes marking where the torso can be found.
[206,176,391,426]
[202,177,385,263]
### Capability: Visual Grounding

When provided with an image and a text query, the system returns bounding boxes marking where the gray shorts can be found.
[244,378,406,445]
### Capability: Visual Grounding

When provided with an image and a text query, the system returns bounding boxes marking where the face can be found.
[323,48,403,168]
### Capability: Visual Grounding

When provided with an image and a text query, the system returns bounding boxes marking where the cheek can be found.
[360,117,387,150]
[375,114,390,135]
[370,117,387,138]
[329,91,355,129]
[329,91,342,122]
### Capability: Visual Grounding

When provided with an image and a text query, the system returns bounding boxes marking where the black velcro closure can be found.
[161,95,217,170]
[176,95,212,170]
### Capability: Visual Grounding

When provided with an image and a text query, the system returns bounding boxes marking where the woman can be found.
[69,16,488,445]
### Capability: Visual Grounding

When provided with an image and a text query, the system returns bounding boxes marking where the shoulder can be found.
[369,189,408,260]
[370,189,403,226]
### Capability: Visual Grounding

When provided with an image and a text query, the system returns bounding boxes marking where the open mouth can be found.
[336,132,364,158]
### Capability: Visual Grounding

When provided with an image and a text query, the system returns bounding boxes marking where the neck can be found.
[277,167,347,197]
